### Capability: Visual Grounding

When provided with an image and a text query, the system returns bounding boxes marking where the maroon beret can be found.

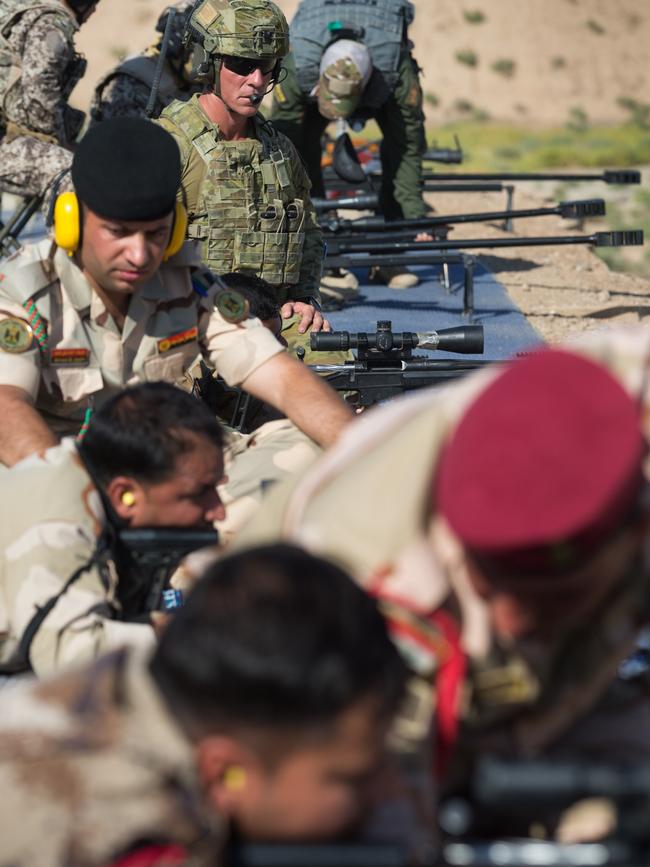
[435,349,645,574]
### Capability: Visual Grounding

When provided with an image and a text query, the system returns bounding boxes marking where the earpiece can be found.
[163,201,188,261]
[53,191,81,254]
[121,491,136,507]
[52,194,187,261]
[223,767,247,790]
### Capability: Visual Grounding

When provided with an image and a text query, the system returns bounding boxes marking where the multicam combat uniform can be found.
[0,646,222,866]
[238,326,650,781]
[158,95,324,304]
[271,0,427,220]
[0,438,155,677]
[0,0,84,199]
[90,49,202,123]
[0,240,319,542]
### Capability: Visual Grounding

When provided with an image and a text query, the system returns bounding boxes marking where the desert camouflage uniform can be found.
[238,325,650,784]
[90,50,202,123]
[0,0,84,199]
[0,240,319,542]
[158,95,324,304]
[0,646,222,866]
[0,438,155,677]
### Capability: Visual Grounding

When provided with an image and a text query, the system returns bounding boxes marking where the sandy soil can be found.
[73,0,650,125]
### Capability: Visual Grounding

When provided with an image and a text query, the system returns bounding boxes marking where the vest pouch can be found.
[234,230,266,273]
[284,231,305,284]
[283,199,306,284]
[261,231,291,285]
[204,226,236,272]
[259,199,285,233]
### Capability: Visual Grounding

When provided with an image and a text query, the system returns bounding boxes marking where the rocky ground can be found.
[425,186,650,344]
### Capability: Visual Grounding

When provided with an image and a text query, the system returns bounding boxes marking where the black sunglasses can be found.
[221,56,277,76]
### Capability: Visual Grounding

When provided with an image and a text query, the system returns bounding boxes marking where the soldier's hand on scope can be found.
[281,301,331,334]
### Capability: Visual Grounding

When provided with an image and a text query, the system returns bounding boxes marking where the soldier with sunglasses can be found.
[158,0,330,361]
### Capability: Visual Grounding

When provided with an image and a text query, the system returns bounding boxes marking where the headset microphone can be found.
[249,93,263,105]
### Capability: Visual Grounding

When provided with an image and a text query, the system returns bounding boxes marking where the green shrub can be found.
[424,92,439,107]
[566,107,589,132]
[455,49,478,67]
[586,19,605,34]
[551,56,567,69]
[463,9,485,24]
[491,58,516,78]
[617,97,650,129]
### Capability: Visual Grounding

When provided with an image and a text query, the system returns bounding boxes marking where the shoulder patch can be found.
[0,317,34,354]
[216,289,250,324]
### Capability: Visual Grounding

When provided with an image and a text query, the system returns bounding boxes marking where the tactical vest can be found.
[0,0,81,128]
[91,52,191,122]
[160,96,306,286]
[289,0,409,95]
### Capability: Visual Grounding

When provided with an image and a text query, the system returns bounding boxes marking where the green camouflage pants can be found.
[271,52,428,220]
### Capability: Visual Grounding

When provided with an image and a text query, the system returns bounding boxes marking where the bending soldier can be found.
[271,0,428,292]
[90,2,202,123]
[239,326,650,817]
[0,544,407,866]
[0,382,225,677]
[0,118,352,534]
[157,0,329,358]
[0,0,98,201]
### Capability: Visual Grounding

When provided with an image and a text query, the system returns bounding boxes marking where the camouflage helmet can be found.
[187,0,290,60]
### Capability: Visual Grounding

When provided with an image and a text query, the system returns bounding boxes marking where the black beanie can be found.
[72,118,182,220]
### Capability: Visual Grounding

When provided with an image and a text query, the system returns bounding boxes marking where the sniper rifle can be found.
[309,320,491,408]
[320,199,607,238]
[324,230,644,317]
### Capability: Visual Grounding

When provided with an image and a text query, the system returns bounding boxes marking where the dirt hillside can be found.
[73,0,650,125]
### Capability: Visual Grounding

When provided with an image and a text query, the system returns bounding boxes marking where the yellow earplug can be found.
[223,767,247,790]
[121,491,136,506]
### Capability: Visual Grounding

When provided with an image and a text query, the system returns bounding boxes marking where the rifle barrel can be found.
[322,200,605,234]
[325,230,643,255]
[421,169,641,184]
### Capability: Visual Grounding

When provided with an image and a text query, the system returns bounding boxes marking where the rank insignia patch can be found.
[50,348,90,366]
[216,289,250,324]
[157,326,199,354]
[0,317,33,353]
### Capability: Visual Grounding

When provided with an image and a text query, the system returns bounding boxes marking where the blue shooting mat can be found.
[323,258,542,363]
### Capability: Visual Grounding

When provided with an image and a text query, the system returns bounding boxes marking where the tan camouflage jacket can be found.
[158,95,324,300]
[238,325,650,761]
[0,240,282,436]
[0,646,222,866]
[0,438,155,676]
[0,0,84,145]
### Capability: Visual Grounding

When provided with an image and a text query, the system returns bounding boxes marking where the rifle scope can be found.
[311,321,484,355]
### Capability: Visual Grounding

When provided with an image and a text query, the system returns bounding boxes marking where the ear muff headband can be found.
[163,201,188,260]
[53,195,187,260]
[53,191,81,254]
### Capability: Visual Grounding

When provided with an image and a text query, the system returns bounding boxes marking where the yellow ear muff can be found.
[53,192,81,255]
[163,201,188,261]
